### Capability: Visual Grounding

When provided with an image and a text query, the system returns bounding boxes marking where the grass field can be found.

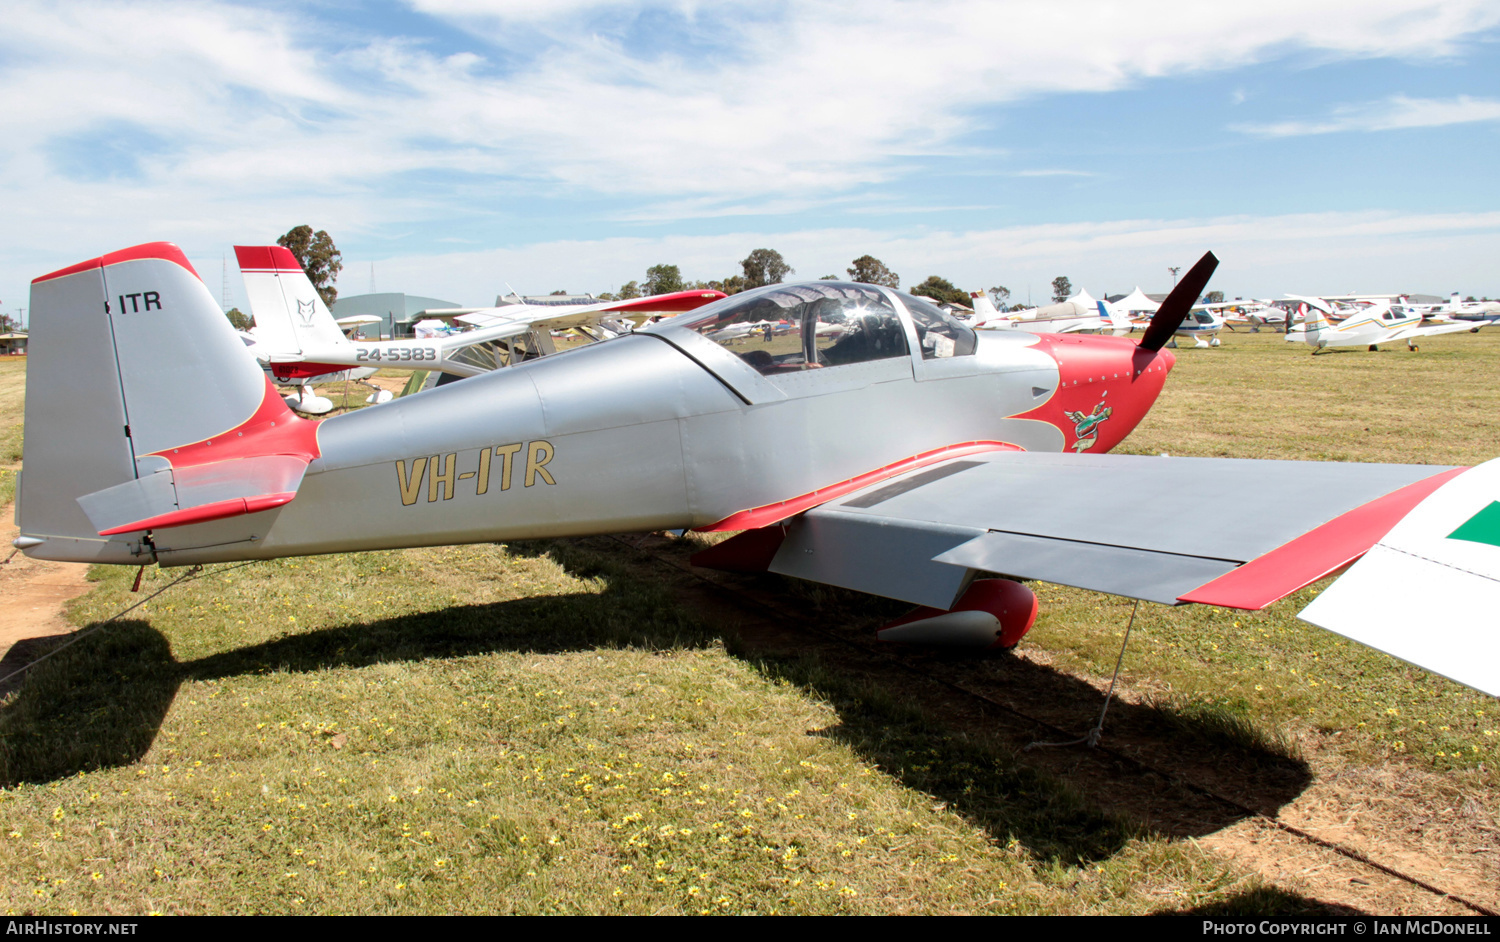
[0,358,24,507]
[0,330,1496,915]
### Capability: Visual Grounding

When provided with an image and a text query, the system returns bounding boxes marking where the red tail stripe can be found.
[233,245,304,273]
[1178,467,1468,610]
[33,242,202,285]
[148,377,321,468]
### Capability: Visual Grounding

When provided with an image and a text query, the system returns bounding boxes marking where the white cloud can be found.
[353,209,1500,304]
[3,1,1500,313]
[4,0,1498,207]
[1234,94,1500,136]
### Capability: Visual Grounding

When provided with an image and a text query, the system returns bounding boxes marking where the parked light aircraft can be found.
[14,244,1499,697]
[1213,301,1285,331]
[1440,293,1500,321]
[235,246,725,410]
[970,291,1131,336]
[1166,307,1225,348]
[1292,299,1493,353]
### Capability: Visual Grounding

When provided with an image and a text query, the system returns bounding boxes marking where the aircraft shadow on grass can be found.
[0,545,1316,908]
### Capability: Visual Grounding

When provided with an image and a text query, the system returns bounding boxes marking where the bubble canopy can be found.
[643,281,974,374]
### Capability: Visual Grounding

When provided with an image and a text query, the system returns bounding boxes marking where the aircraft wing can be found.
[1387,320,1493,341]
[455,290,726,331]
[698,452,1460,613]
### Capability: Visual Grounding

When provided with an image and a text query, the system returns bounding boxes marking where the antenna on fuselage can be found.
[1139,252,1219,353]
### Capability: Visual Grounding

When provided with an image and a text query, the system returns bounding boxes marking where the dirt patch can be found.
[0,500,93,691]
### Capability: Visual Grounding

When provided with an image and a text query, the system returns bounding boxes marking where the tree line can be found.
[243,227,1146,325]
[593,249,1031,310]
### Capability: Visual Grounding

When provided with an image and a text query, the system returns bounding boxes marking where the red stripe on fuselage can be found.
[149,376,321,468]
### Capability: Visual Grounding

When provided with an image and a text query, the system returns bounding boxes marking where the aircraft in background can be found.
[1165,307,1225,347]
[1214,300,1289,331]
[235,246,725,412]
[17,243,1500,697]
[970,290,1131,335]
[1439,293,1500,321]
[1293,299,1494,353]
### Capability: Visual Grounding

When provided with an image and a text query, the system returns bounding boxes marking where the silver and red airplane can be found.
[13,243,1500,696]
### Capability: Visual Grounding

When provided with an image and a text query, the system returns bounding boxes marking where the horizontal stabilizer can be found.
[79,454,310,535]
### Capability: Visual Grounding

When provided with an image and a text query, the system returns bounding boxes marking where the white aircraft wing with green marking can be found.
[1300,457,1500,696]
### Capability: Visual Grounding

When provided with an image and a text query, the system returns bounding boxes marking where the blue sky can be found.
[3,0,1498,320]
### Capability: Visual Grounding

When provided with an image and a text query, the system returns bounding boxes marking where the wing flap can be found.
[768,511,983,610]
[934,531,1236,606]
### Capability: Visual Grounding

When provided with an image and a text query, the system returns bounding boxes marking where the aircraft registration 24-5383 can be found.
[14,243,1500,698]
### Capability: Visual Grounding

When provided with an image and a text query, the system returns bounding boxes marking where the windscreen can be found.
[892,292,977,358]
[651,282,908,374]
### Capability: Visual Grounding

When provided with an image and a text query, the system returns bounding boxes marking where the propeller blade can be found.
[1139,251,1219,352]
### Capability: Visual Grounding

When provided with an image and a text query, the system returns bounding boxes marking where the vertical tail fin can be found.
[968,291,998,319]
[18,243,316,562]
[1302,302,1329,343]
[1099,299,1131,336]
[235,245,349,356]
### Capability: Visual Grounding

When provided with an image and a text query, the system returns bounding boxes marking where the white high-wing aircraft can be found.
[970,290,1131,336]
[441,287,728,344]
[1439,292,1500,320]
[236,246,725,411]
[1292,299,1492,353]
